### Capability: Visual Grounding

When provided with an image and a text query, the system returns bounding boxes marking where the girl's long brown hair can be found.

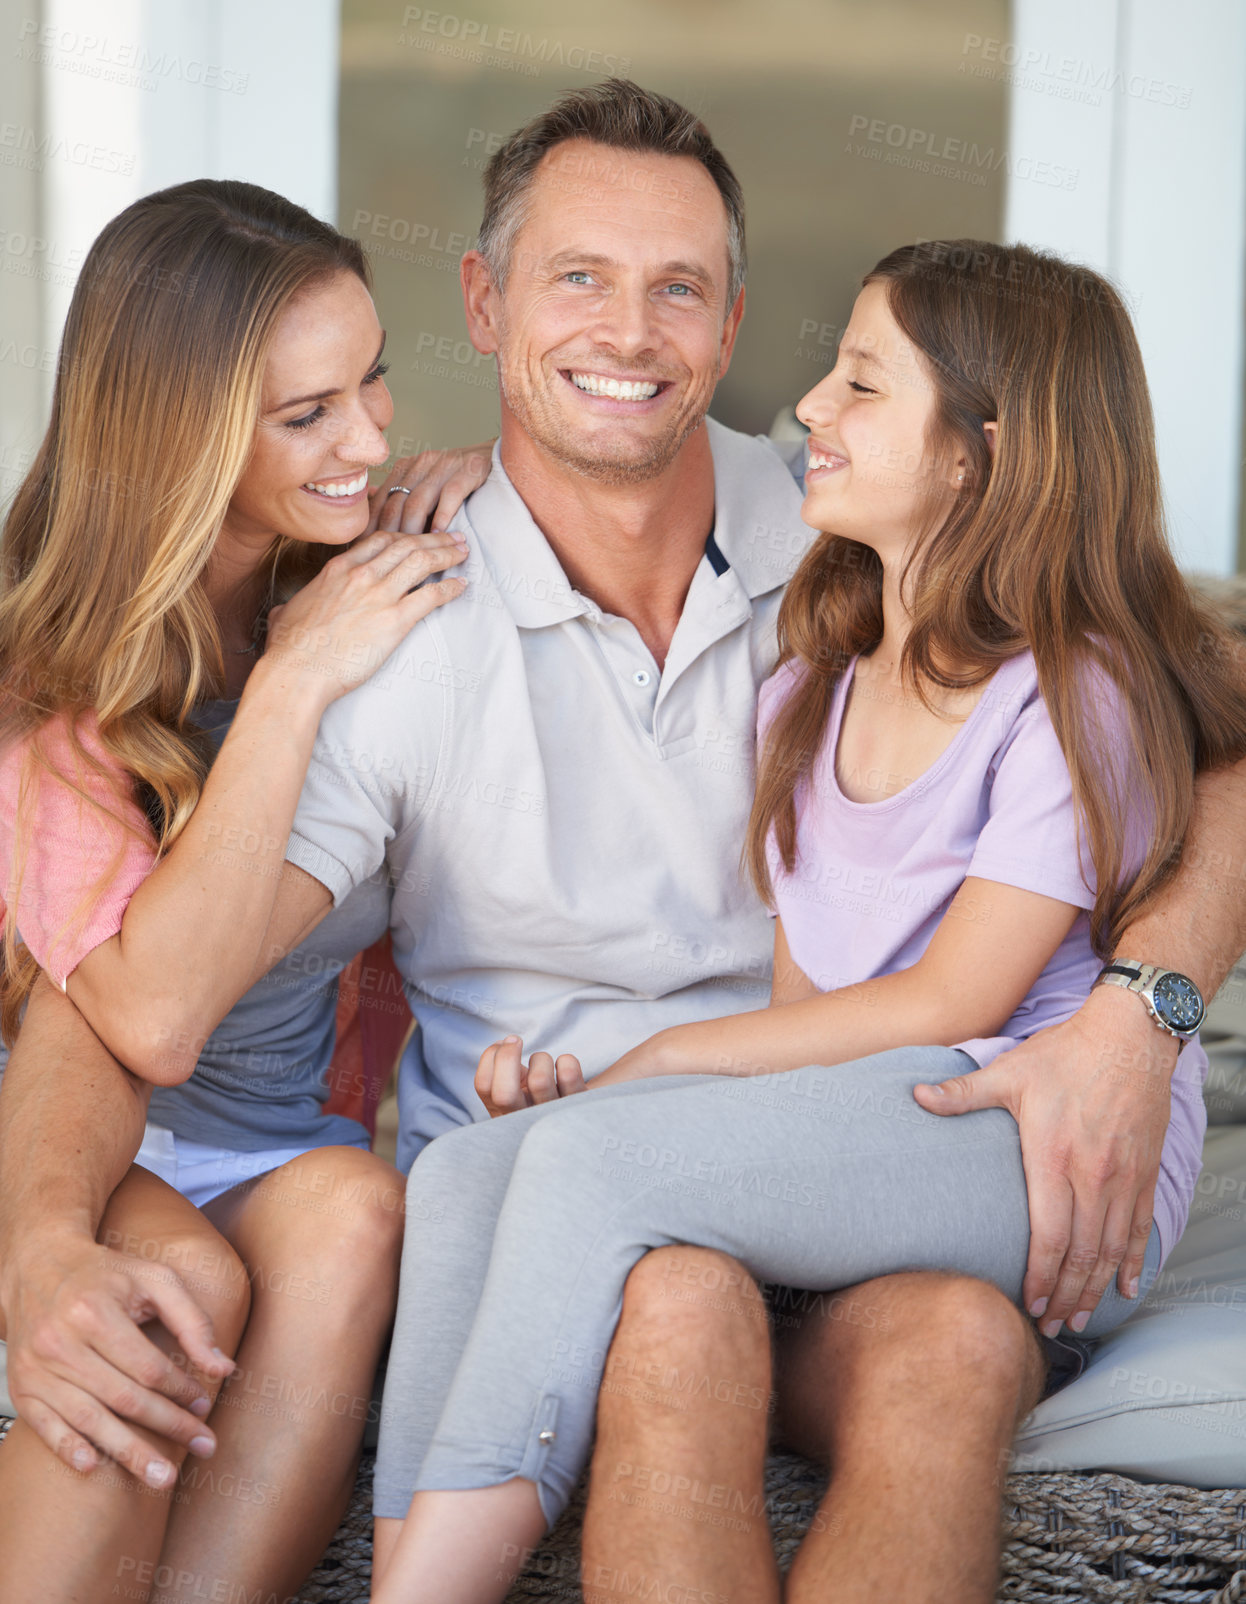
[747,239,1246,957]
[0,180,370,1036]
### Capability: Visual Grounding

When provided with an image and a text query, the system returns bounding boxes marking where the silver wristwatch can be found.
[1093,959,1205,1040]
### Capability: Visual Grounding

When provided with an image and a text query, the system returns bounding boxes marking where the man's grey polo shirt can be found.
[287,417,814,1169]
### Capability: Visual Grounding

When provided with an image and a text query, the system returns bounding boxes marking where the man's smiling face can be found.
[468,138,743,485]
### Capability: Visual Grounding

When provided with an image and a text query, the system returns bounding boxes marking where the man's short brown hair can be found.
[478,78,746,304]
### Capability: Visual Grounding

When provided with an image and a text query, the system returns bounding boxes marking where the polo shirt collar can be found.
[461,445,589,630]
[462,420,809,630]
[701,417,811,600]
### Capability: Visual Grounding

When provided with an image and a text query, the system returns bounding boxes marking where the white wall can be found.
[1005,0,1246,574]
[6,2,1245,571]
[1,0,340,478]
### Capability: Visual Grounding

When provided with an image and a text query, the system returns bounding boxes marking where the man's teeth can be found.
[808,452,841,471]
[569,372,660,401]
[303,472,369,497]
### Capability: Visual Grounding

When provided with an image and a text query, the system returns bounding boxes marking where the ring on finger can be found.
[385,485,412,499]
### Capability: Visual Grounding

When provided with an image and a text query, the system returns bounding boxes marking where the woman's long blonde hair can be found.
[746,240,1246,957]
[0,180,371,1035]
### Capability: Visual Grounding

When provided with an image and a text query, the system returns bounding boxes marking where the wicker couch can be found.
[1,1413,1239,1603]
[298,965,1246,1601]
[6,978,1246,1601]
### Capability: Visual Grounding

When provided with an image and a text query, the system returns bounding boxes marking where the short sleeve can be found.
[0,714,157,987]
[286,638,447,907]
[969,660,1149,911]
[968,695,1096,910]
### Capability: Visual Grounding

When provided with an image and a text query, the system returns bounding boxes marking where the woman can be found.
[369,240,1246,1602]
[0,178,478,1602]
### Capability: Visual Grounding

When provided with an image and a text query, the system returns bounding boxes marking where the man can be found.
[3,80,1244,1604]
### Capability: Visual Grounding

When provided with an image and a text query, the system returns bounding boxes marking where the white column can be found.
[1004,0,1246,574]
[0,2,48,504]
[22,0,340,413]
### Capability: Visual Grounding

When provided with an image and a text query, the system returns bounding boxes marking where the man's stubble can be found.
[495,343,709,488]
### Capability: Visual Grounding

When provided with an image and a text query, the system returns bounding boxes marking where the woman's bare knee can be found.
[97,1165,251,1355]
[212,1148,403,1335]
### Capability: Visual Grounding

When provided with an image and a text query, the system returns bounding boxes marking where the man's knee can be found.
[773,1274,1042,1459]
[601,1249,772,1432]
[865,1272,1041,1392]
[610,1248,769,1382]
[620,1248,764,1334]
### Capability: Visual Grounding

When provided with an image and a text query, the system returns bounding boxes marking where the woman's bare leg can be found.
[0,1165,250,1604]
[154,1146,403,1604]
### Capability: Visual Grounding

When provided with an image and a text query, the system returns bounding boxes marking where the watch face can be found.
[1152,972,1204,1032]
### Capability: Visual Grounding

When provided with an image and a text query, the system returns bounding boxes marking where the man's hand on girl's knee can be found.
[914,991,1171,1335]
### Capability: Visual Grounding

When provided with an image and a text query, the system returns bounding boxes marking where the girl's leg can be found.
[371,1078,718,1592]
[372,1111,534,1586]
[153,1145,403,1604]
[0,1164,250,1604]
[414,1050,1035,1531]
[375,1048,1035,1604]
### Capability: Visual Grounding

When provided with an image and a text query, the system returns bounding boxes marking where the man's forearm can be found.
[1122,757,1246,995]
[0,977,149,1275]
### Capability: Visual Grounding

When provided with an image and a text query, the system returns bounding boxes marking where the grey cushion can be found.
[1202,958,1246,1125]
[1012,1124,1246,1487]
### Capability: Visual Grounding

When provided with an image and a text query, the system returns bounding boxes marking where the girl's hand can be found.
[370,441,496,536]
[475,1036,586,1117]
[262,528,468,708]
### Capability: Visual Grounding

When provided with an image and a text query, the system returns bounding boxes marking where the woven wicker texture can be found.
[295,1447,1246,1604]
[2,1419,1241,1602]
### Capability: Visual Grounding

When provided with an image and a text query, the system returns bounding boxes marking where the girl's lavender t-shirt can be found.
[758,648,1205,1262]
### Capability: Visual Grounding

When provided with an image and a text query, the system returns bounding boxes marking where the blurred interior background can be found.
[338,0,1007,451]
[2,0,1244,572]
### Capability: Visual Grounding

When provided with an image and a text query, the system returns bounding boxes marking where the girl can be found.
[0,179,476,1601]
[370,240,1246,1602]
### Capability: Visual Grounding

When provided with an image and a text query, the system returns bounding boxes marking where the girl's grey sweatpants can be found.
[373,1047,1160,1523]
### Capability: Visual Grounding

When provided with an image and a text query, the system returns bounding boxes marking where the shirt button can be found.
[632,669,652,687]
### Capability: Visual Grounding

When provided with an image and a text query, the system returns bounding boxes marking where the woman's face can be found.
[795,281,957,563]
[221,270,393,551]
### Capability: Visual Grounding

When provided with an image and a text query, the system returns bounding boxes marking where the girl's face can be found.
[796,282,959,564]
[221,270,394,552]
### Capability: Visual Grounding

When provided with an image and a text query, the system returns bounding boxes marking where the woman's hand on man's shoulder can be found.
[258,527,470,710]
